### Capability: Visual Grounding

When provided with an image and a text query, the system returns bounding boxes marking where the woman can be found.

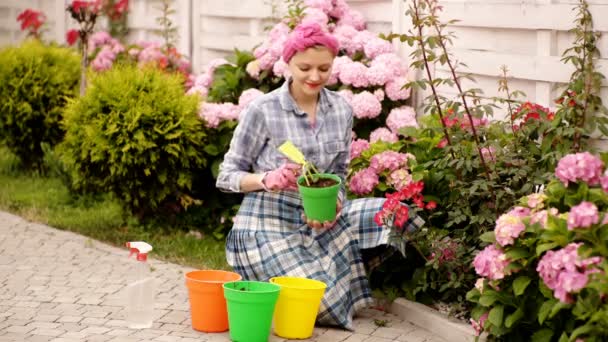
[216,22,423,330]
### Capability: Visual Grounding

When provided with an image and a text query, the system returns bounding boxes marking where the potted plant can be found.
[279,141,341,222]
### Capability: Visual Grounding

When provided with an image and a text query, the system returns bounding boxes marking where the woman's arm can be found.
[216,103,268,193]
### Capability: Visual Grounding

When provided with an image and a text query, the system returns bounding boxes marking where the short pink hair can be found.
[282,23,339,63]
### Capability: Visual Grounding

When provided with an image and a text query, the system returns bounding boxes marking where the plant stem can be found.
[411,0,455,160]
[425,1,493,185]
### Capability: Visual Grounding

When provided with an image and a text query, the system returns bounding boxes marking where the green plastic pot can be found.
[297,173,341,222]
[223,281,280,342]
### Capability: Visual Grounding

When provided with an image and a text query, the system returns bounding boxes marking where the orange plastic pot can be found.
[184,270,242,332]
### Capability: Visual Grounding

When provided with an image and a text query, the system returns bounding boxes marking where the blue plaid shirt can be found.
[216,80,353,194]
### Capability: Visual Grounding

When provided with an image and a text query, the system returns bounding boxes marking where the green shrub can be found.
[59,64,207,217]
[0,40,80,171]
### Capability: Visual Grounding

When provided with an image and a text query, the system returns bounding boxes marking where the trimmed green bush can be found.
[59,64,207,217]
[0,39,80,170]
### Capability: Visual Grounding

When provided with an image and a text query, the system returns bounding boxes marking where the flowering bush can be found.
[466,152,608,341]
[190,0,418,139]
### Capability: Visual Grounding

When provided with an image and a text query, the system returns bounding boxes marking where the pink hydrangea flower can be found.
[388,169,413,191]
[366,63,394,86]
[473,245,509,280]
[329,0,349,19]
[199,102,240,128]
[350,139,370,159]
[373,89,385,101]
[186,85,208,98]
[530,208,559,228]
[328,56,351,85]
[567,201,599,230]
[475,278,485,293]
[494,208,527,246]
[339,61,369,88]
[370,151,410,173]
[386,106,418,134]
[238,88,264,109]
[371,53,405,77]
[272,58,291,79]
[349,167,379,195]
[363,36,393,59]
[302,7,329,28]
[537,243,602,303]
[470,312,488,337]
[350,91,382,119]
[246,60,261,79]
[555,152,604,186]
[338,9,366,30]
[526,193,547,209]
[370,127,398,144]
[385,76,411,101]
[304,0,333,13]
[333,25,359,55]
[337,89,354,104]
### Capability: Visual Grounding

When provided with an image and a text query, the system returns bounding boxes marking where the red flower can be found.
[425,201,437,210]
[394,206,409,229]
[71,0,89,12]
[66,29,79,45]
[436,138,448,149]
[16,9,45,34]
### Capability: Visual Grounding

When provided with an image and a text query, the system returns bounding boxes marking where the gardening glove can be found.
[303,199,342,230]
[261,163,302,192]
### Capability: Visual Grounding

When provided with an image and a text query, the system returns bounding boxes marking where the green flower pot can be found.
[297,173,341,222]
[223,281,280,342]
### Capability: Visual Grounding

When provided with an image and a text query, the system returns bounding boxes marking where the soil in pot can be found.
[302,176,339,188]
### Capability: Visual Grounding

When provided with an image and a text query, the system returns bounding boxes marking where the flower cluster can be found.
[512,102,555,127]
[373,180,433,232]
[494,206,529,246]
[537,243,602,303]
[349,151,415,195]
[473,244,510,280]
[555,152,604,187]
[16,9,46,39]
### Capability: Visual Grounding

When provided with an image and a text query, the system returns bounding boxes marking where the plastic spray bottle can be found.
[125,241,155,329]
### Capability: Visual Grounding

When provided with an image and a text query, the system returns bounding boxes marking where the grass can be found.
[0,147,230,270]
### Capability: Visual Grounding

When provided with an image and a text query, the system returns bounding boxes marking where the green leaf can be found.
[479,292,499,307]
[506,248,530,261]
[479,231,496,243]
[538,299,556,324]
[203,144,220,156]
[531,329,553,342]
[512,276,532,296]
[488,305,504,328]
[505,307,524,328]
[537,242,560,256]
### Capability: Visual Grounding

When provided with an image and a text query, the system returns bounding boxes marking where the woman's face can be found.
[288,46,335,98]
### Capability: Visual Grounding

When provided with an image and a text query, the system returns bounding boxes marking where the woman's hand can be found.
[261,163,302,191]
[303,199,342,229]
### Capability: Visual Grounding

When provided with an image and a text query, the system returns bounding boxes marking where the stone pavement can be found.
[0,211,446,342]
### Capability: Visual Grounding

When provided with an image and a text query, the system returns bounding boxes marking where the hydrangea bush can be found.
[189,0,418,141]
[466,152,608,341]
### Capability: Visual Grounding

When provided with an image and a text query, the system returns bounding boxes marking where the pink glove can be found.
[262,163,302,191]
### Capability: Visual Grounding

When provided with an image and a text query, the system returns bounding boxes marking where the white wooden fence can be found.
[1,0,607,115]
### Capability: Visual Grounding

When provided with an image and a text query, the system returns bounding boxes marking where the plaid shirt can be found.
[216,80,352,194]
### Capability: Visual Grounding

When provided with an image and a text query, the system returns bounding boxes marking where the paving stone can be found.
[0,210,447,342]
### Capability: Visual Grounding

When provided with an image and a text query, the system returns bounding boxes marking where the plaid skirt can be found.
[225,190,424,330]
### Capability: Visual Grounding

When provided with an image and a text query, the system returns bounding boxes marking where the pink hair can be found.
[282,23,339,63]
